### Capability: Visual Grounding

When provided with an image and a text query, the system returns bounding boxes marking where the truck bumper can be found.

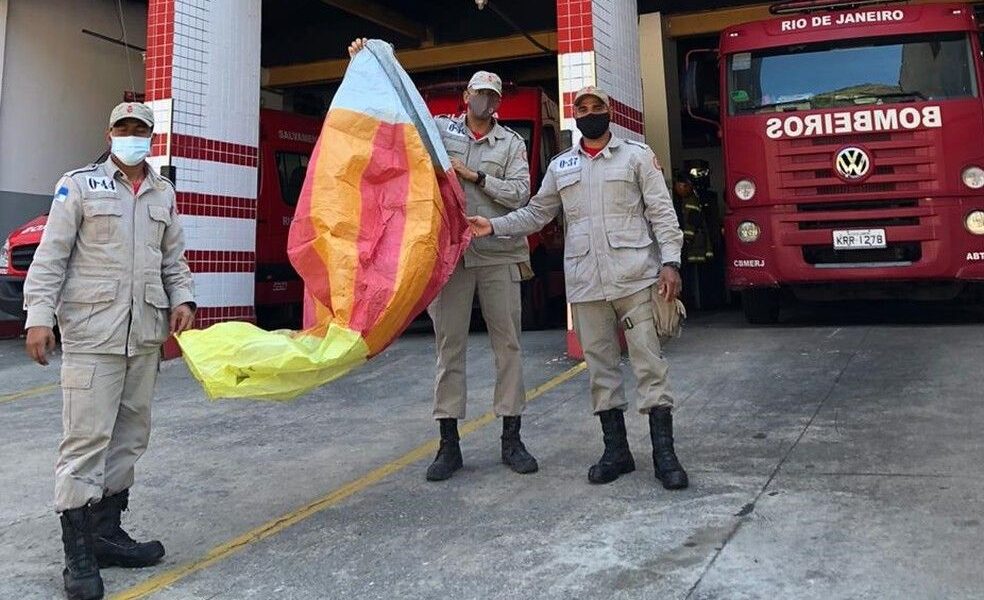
[726,197,984,298]
[0,275,25,319]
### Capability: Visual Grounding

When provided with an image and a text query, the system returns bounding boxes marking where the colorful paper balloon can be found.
[177,40,470,400]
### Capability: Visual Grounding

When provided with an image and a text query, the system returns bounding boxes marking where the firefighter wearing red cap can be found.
[469,86,690,490]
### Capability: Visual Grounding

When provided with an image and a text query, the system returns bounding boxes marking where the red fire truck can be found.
[254,108,320,329]
[1,89,566,330]
[690,0,984,323]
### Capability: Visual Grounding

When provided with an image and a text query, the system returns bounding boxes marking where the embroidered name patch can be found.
[446,120,469,138]
[556,155,581,171]
[85,176,117,192]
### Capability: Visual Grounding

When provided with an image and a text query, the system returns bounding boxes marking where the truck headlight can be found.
[962,167,984,190]
[966,210,984,235]
[0,241,9,269]
[737,221,761,243]
[734,179,756,201]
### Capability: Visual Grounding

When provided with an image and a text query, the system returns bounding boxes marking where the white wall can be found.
[0,0,146,233]
[0,0,9,110]
[640,12,674,173]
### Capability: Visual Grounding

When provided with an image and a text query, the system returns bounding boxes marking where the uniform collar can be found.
[101,157,123,180]
[576,133,622,159]
[100,157,166,193]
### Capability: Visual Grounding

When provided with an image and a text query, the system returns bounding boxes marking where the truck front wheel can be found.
[742,288,780,324]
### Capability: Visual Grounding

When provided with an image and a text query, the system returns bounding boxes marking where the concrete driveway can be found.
[1,304,982,599]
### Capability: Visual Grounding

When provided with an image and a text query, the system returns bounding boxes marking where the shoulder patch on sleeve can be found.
[53,185,70,203]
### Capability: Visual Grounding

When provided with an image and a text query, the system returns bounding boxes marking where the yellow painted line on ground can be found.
[0,382,58,404]
[111,361,587,600]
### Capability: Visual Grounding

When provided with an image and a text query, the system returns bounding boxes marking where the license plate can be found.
[832,228,886,250]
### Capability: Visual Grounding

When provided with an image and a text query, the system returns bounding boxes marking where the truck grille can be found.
[796,200,920,230]
[776,130,936,198]
[11,244,37,271]
[790,199,928,268]
[803,242,921,267]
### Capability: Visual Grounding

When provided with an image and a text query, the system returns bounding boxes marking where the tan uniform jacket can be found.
[24,159,195,355]
[435,114,531,267]
[491,135,683,303]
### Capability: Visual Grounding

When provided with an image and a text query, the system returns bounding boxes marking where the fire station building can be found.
[0,0,965,336]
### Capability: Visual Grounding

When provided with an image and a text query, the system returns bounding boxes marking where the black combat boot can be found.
[60,506,105,600]
[92,490,165,568]
[426,418,463,481]
[649,406,689,490]
[588,409,636,484]
[500,416,539,474]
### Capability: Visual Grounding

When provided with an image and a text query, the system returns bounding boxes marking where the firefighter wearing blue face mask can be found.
[23,102,195,600]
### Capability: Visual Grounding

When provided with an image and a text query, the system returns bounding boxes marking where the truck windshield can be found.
[728,32,977,115]
[276,152,309,207]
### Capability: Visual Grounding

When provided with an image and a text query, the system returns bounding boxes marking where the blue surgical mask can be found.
[111,135,152,166]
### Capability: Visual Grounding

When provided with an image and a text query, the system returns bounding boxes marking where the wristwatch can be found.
[662,261,681,270]
[475,171,487,188]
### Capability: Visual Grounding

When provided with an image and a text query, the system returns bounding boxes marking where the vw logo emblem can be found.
[835,147,871,180]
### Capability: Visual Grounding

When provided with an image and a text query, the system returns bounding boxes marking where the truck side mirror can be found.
[684,49,722,135]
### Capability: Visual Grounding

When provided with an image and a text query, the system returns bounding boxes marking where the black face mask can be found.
[575,112,610,140]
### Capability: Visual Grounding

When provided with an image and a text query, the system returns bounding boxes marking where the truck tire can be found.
[742,289,780,324]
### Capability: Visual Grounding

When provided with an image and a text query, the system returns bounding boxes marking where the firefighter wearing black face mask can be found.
[468,86,690,490]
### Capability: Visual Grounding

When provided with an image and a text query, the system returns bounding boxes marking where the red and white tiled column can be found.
[556,0,646,358]
[144,0,261,354]
[557,0,645,143]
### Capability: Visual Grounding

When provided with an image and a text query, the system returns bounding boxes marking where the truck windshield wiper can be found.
[746,100,812,113]
[856,90,928,103]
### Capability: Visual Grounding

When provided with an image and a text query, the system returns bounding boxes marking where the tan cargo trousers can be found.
[428,262,526,419]
[571,286,675,415]
[55,351,160,512]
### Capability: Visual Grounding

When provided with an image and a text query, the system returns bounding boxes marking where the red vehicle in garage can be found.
[0,215,47,319]
[254,108,320,329]
[690,0,984,322]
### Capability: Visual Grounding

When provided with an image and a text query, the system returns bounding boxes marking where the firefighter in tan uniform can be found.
[469,87,690,489]
[349,39,538,482]
[23,103,195,600]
